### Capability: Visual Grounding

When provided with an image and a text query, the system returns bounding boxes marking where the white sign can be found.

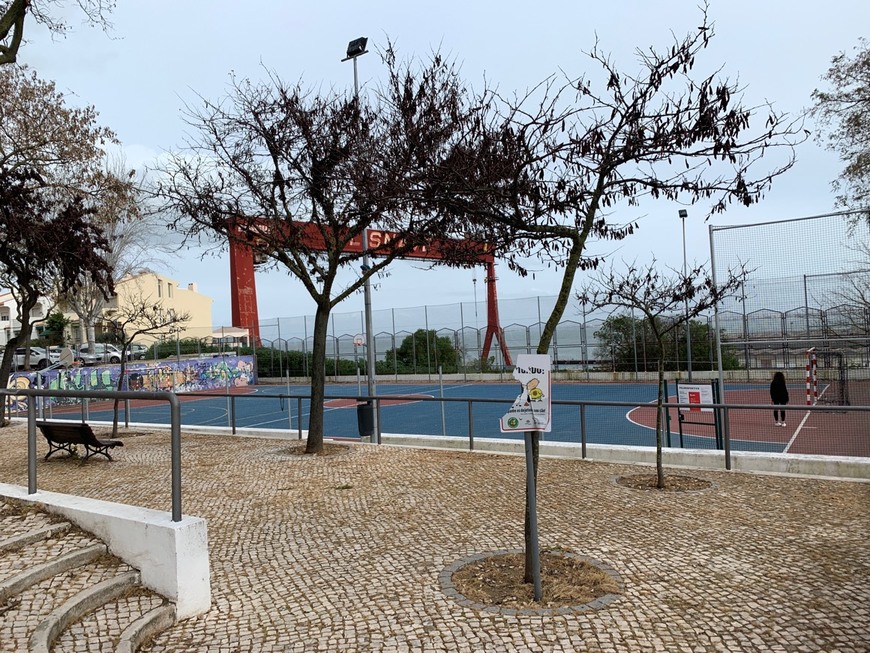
[677,383,714,413]
[500,354,552,432]
[353,335,365,347]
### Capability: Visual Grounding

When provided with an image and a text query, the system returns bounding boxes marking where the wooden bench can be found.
[36,421,124,461]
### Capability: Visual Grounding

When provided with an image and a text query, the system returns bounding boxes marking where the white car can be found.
[13,347,50,370]
[76,343,127,364]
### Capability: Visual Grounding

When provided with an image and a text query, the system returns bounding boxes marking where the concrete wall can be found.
[0,484,210,620]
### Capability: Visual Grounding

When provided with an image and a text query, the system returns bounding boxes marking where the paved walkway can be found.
[1,425,868,652]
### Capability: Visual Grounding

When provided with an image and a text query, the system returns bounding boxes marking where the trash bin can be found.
[356,399,374,439]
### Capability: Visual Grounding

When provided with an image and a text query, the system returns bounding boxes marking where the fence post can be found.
[467,401,474,451]
[723,405,732,471]
[27,398,37,494]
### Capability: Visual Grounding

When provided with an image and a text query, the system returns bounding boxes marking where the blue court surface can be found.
[45,382,786,453]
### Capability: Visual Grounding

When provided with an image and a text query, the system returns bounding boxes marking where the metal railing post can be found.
[723,406,732,471]
[580,404,587,459]
[27,399,37,494]
[230,395,237,434]
[297,397,303,440]
[170,394,182,522]
[467,400,475,450]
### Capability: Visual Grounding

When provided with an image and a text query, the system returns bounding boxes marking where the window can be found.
[157,280,163,298]
[167,283,173,298]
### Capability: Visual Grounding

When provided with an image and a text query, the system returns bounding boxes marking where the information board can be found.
[677,382,714,413]
[499,354,552,432]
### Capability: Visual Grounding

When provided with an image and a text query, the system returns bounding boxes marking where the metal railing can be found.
[175,391,870,466]
[2,388,184,522]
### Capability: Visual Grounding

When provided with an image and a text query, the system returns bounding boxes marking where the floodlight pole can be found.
[343,38,378,442]
[679,209,693,381]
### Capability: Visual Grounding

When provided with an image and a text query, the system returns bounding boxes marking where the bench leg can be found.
[83,445,113,461]
[45,442,76,460]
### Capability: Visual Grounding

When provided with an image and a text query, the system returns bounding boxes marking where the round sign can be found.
[353,335,365,347]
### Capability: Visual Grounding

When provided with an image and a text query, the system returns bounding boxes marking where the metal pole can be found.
[27,398,37,494]
[439,366,446,437]
[170,394,182,522]
[803,274,811,339]
[349,46,379,438]
[709,224,730,450]
[524,431,542,601]
[681,210,693,380]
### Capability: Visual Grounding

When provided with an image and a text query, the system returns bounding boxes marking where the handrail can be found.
[2,388,184,522]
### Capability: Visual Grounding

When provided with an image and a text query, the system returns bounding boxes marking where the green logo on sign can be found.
[507,417,519,428]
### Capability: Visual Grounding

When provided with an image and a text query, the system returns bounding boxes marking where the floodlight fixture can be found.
[678,209,688,218]
[343,37,368,61]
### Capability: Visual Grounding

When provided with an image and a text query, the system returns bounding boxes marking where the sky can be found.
[16,0,869,328]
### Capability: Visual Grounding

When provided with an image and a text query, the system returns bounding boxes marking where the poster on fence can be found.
[500,354,552,433]
[677,383,714,412]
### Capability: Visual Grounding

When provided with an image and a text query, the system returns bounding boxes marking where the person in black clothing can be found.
[769,371,789,426]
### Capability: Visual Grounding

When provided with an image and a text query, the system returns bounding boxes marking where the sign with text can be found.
[677,383,714,412]
[500,354,552,432]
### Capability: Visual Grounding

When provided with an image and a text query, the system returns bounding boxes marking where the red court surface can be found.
[629,388,869,457]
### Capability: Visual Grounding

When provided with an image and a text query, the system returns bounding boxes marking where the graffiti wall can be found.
[4,355,257,411]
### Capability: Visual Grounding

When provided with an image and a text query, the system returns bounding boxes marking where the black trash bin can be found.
[356,400,374,438]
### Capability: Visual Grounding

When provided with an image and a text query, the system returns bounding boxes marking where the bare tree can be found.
[159,48,508,454]
[579,261,746,488]
[106,294,190,436]
[427,5,804,585]
[0,0,115,65]
[59,159,174,351]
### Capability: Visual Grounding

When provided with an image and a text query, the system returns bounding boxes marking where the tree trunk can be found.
[305,301,331,454]
[655,355,666,489]
[86,321,96,350]
[522,238,584,586]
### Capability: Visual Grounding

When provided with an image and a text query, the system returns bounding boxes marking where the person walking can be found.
[770,371,789,426]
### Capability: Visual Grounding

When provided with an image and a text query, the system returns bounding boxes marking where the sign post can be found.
[500,354,551,602]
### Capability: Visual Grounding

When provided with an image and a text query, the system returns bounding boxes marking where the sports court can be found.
[39,380,869,458]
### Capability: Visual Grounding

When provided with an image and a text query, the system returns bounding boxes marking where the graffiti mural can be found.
[4,355,257,412]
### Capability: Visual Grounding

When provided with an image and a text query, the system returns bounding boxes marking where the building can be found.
[65,270,214,345]
[0,291,53,346]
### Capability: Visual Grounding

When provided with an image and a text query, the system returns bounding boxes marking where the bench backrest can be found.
[36,422,99,446]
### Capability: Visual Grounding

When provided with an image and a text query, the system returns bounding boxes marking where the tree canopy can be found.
[159,48,514,453]
[0,65,117,196]
[384,329,460,374]
[0,167,113,382]
[811,38,870,215]
[593,313,739,372]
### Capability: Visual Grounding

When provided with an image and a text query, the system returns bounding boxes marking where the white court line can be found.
[783,410,814,453]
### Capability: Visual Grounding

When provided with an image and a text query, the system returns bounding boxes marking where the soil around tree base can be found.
[449,549,622,613]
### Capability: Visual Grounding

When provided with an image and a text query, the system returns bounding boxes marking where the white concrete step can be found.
[0,499,176,652]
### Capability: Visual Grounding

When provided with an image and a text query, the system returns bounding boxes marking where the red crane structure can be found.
[227,222,513,366]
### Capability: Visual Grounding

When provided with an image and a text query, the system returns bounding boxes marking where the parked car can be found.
[13,347,49,370]
[76,343,127,364]
[45,346,61,365]
[129,343,148,360]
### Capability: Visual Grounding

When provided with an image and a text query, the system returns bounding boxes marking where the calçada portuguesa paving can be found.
[0,424,868,652]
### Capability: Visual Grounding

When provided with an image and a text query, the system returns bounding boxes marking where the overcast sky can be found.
[18,0,868,327]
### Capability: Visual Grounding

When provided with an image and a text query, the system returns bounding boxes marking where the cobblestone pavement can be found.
[1,426,868,652]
